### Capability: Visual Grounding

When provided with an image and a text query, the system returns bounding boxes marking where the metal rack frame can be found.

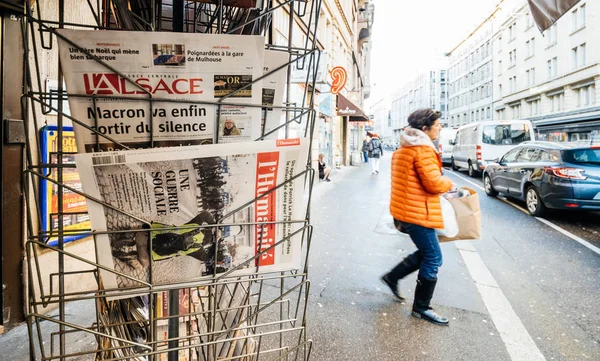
[22,1,322,360]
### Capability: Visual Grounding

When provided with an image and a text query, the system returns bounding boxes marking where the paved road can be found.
[307,156,600,361]
[446,167,600,249]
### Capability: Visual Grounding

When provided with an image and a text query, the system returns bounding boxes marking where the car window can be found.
[563,149,600,165]
[482,123,532,145]
[516,148,539,162]
[538,150,561,162]
[501,148,522,162]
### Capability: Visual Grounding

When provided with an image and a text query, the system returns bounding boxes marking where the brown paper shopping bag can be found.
[438,187,481,242]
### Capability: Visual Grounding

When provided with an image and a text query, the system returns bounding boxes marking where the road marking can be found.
[443,172,547,360]
[535,217,600,256]
[446,170,600,256]
[458,249,546,361]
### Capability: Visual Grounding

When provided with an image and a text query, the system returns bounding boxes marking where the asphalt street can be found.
[306,155,600,361]
[446,166,600,250]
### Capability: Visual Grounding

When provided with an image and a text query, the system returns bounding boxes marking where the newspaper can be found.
[75,138,308,295]
[261,50,288,139]
[56,29,265,152]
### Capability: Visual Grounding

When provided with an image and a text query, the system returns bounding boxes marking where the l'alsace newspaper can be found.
[74,138,308,296]
[56,29,265,152]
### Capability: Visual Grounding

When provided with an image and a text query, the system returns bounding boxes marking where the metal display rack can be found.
[22,1,322,360]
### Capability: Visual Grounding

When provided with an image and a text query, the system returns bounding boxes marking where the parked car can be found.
[438,128,458,165]
[451,120,536,177]
[482,141,600,216]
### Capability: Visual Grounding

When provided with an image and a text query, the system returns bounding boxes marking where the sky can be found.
[367,0,501,106]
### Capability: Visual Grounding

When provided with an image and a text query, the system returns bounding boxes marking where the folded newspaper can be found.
[56,29,265,152]
[75,138,308,295]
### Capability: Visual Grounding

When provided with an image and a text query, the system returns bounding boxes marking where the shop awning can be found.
[527,0,581,32]
[336,93,369,121]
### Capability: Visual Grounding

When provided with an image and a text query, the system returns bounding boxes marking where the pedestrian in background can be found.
[380,108,453,326]
[368,133,383,174]
[362,137,370,163]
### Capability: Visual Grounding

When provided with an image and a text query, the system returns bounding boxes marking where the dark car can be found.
[482,141,600,216]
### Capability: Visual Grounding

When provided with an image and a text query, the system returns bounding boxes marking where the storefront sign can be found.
[330,66,347,95]
[318,93,334,117]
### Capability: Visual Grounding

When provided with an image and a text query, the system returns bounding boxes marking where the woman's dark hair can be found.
[407,108,441,130]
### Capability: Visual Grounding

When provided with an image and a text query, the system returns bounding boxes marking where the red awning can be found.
[527,0,581,32]
[336,93,369,121]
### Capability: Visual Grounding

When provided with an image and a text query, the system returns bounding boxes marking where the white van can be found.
[451,120,536,177]
[438,128,458,165]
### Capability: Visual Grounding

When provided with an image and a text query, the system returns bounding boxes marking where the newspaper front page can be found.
[75,139,308,295]
[57,29,265,152]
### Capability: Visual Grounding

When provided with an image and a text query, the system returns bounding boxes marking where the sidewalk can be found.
[305,154,511,361]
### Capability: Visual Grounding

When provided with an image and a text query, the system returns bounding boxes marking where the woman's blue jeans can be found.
[402,222,443,280]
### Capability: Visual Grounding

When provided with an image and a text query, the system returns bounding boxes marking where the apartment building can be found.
[493,1,600,142]
[390,69,448,139]
[447,16,495,128]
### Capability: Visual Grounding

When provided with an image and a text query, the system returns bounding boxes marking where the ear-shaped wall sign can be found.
[330,66,347,95]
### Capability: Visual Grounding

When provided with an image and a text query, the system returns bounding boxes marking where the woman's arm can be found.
[414,148,453,194]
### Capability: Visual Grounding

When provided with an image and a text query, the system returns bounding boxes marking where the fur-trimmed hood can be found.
[400,127,437,151]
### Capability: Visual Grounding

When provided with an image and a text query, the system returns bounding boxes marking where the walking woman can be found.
[368,133,383,174]
[381,108,453,326]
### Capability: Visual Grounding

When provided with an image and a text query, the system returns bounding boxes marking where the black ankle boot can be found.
[381,253,422,302]
[380,273,405,301]
[412,277,449,326]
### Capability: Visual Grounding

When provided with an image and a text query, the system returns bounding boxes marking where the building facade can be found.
[447,17,495,128]
[369,98,392,144]
[390,69,448,140]
[273,0,374,167]
[493,0,600,142]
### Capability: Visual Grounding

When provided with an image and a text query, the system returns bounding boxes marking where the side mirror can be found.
[450,140,456,146]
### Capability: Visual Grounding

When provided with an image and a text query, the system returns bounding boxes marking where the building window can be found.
[498,83,503,97]
[546,25,557,46]
[580,4,586,27]
[572,44,586,69]
[572,8,579,31]
[547,57,558,79]
[511,104,521,118]
[526,13,533,28]
[528,99,540,116]
[509,22,516,40]
[551,93,564,112]
[576,84,595,107]
[526,38,535,58]
[497,36,502,52]
[487,107,491,119]
[509,76,517,93]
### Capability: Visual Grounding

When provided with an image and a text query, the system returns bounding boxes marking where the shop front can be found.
[532,109,600,143]
[336,93,369,166]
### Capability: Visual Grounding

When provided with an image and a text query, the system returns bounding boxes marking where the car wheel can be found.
[451,158,458,171]
[484,175,498,197]
[526,186,547,217]
[467,161,479,177]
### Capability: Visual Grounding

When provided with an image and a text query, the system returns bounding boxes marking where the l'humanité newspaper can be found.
[74,138,308,297]
[56,29,265,152]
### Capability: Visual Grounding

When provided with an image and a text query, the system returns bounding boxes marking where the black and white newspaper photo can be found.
[74,138,308,296]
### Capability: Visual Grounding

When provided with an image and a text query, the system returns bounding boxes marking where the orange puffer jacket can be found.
[390,128,453,229]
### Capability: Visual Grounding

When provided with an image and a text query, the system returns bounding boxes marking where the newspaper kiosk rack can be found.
[22,1,322,360]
